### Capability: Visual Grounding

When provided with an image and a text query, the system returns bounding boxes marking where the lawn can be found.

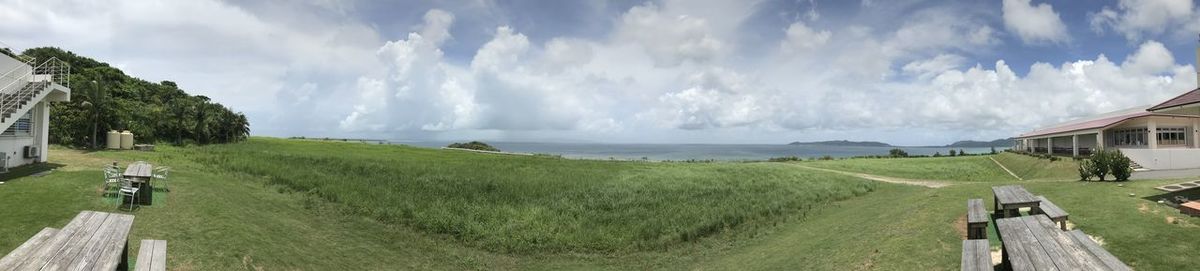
[0,139,1197,270]
[991,152,1081,180]
[802,155,1017,182]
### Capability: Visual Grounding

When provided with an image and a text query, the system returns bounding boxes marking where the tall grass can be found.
[171,138,875,253]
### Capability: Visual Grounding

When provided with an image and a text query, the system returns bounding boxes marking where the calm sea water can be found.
[396,141,1004,161]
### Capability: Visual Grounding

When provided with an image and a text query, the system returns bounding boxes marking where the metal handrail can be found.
[0,57,69,121]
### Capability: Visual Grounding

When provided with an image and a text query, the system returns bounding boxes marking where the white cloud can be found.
[1090,0,1198,41]
[1002,0,1070,45]
[780,22,831,54]
[613,3,724,67]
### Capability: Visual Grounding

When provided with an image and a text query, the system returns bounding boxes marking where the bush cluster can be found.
[447,141,501,152]
[1078,149,1132,182]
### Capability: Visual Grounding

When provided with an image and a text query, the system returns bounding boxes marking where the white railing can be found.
[0,57,69,120]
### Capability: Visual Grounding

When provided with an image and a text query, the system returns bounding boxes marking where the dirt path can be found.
[791,164,951,188]
[989,157,1023,181]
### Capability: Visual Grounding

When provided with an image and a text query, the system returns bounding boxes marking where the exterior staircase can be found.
[1129,159,1147,172]
[0,57,69,133]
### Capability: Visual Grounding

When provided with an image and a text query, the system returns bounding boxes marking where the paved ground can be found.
[1131,168,1200,180]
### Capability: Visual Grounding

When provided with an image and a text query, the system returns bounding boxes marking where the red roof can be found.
[1148,87,1200,111]
[1019,111,1151,138]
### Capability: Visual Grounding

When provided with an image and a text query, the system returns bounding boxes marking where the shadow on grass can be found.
[1141,188,1200,207]
[0,162,65,182]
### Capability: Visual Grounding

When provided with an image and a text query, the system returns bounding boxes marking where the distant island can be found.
[788,140,892,147]
[942,138,1014,148]
[788,138,1013,148]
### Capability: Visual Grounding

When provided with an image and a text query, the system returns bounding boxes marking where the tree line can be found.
[13,47,249,147]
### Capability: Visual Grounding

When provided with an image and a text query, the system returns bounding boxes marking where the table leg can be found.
[118,239,129,271]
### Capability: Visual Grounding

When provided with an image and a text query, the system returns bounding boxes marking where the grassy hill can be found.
[0,138,1197,270]
[802,155,1017,182]
[991,152,1080,180]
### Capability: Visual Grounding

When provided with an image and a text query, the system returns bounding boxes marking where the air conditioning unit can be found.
[23,145,38,159]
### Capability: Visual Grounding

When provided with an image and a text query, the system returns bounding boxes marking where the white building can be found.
[1015,44,1200,170]
[0,52,71,170]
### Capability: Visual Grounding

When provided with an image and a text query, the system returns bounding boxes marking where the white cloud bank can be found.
[1090,0,1200,41]
[1,0,1197,144]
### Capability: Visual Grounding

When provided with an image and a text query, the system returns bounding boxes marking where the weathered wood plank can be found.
[1018,216,1081,270]
[1035,196,1069,220]
[14,211,102,270]
[70,213,135,271]
[39,212,112,271]
[967,199,988,224]
[996,217,1060,271]
[150,240,166,271]
[0,227,60,270]
[1030,215,1110,271]
[1067,230,1132,271]
[995,218,1037,271]
[961,240,991,271]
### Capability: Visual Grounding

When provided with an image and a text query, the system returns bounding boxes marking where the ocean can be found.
[396,141,1005,161]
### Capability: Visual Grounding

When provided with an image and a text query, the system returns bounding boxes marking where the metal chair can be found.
[102,168,122,196]
[153,166,170,192]
[117,178,139,211]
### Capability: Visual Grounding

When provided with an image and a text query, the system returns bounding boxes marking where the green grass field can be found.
[803,155,1018,182]
[991,152,1081,180]
[0,139,1196,270]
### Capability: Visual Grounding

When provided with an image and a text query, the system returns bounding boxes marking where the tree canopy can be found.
[15,47,249,147]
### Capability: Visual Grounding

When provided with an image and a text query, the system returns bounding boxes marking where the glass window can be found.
[1,111,32,137]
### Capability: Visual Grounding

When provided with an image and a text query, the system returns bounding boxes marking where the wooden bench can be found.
[966,199,988,239]
[961,239,991,271]
[1066,230,1131,271]
[135,239,167,271]
[1031,195,1069,230]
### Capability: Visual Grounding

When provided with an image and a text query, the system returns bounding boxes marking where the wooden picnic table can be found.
[0,211,135,270]
[995,215,1130,271]
[123,162,154,206]
[992,185,1039,218]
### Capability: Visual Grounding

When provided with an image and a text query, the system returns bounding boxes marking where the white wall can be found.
[0,54,30,92]
[1120,148,1200,170]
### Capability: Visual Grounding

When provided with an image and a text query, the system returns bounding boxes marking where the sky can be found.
[1,0,1199,145]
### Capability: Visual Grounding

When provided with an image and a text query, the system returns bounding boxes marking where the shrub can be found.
[990,147,998,154]
[1077,160,1094,181]
[888,148,908,158]
[1109,149,1132,181]
[948,149,957,156]
[447,141,501,152]
[959,149,966,156]
[933,152,942,157]
[1089,150,1112,181]
[768,156,802,162]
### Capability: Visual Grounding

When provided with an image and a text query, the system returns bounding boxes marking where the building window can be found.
[1110,128,1147,147]
[1157,127,1187,146]
[1,111,32,137]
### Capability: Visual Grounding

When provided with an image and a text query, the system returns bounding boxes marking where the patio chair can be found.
[117,178,139,211]
[153,166,170,192]
[102,169,122,196]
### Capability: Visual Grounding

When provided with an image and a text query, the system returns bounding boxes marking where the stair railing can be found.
[0,57,69,122]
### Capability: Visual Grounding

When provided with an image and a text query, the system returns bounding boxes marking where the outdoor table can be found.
[1181,201,1200,217]
[995,215,1130,271]
[123,162,154,205]
[991,185,1039,218]
[0,211,135,270]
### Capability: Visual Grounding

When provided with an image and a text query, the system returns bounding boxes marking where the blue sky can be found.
[1,0,1198,145]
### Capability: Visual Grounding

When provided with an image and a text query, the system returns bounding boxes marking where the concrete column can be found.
[1148,119,1158,149]
[1072,134,1078,156]
[1096,132,1105,151]
[1193,119,1199,148]
[1046,137,1053,154]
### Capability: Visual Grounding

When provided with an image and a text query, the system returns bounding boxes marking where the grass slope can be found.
[991,152,1080,180]
[1,140,1197,270]
[803,155,1016,182]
